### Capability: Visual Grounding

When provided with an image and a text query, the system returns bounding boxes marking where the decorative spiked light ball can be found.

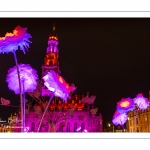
[133,93,149,110]
[117,97,135,113]
[42,70,76,101]
[0,26,31,54]
[6,64,38,94]
[112,110,128,126]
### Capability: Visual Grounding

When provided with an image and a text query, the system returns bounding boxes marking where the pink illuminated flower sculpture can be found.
[0,26,31,54]
[133,93,149,110]
[6,64,38,132]
[37,70,76,132]
[112,110,128,129]
[117,98,135,113]
[42,70,76,101]
[6,64,38,94]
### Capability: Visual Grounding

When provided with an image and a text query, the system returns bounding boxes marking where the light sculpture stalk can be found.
[13,52,24,132]
[22,79,26,132]
[0,26,32,132]
[37,92,54,132]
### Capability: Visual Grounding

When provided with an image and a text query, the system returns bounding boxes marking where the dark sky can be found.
[0,18,150,127]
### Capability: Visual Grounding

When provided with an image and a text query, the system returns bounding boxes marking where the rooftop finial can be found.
[53,23,56,32]
[53,25,55,31]
[48,23,58,40]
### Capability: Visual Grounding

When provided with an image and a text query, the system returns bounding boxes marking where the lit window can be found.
[130,120,132,126]
[145,115,147,122]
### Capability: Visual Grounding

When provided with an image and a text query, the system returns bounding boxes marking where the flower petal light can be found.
[133,93,149,110]
[42,70,76,101]
[117,98,135,113]
[112,110,128,126]
[6,64,38,94]
[0,26,32,54]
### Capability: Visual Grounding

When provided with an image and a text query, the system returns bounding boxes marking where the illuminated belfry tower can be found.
[41,24,60,96]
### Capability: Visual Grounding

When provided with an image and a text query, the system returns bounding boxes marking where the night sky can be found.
[0,18,150,127]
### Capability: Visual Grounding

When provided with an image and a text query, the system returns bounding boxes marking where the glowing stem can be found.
[120,120,125,132]
[37,93,55,132]
[121,124,125,132]
[13,51,24,132]
[22,80,26,133]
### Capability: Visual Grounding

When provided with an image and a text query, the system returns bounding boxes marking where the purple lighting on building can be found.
[24,127,29,132]
[47,39,58,53]
[133,93,149,110]
[83,129,88,133]
[117,98,135,113]
[76,127,88,132]
[42,70,76,101]
[6,64,38,94]
[76,127,81,132]
[0,26,32,54]
[112,110,128,126]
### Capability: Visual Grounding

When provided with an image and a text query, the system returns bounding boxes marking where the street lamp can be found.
[108,123,114,132]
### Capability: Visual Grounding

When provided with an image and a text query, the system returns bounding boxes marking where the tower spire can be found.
[52,23,57,37]
[53,24,56,32]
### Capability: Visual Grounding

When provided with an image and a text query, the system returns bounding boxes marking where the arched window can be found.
[49,61,53,65]
[59,122,63,132]
[81,122,85,132]
[31,122,35,132]
[66,123,70,132]
[74,122,77,132]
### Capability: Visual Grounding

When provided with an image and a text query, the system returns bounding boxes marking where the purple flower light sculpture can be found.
[37,70,76,132]
[0,26,31,54]
[117,98,135,113]
[43,70,76,101]
[112,110,128,127]
[6,64,38,94]
[6,64,38,132]
[133,93,149,110]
